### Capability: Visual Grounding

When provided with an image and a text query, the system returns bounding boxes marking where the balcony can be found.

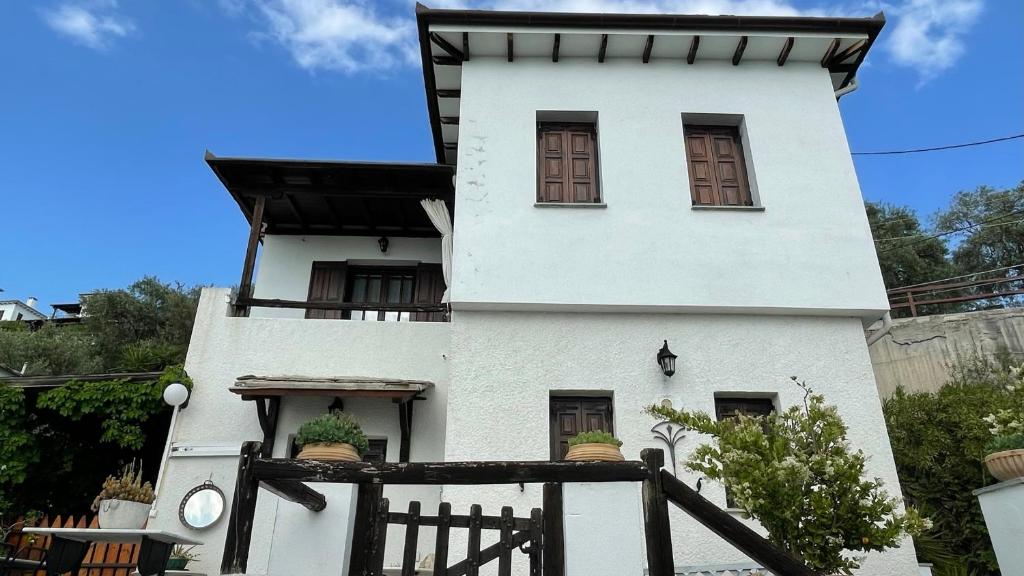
[206,153,454,320]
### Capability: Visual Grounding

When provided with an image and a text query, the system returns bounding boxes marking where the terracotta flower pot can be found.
[985,449,1024,481]
[97,499,151,529]
[565,443,624,462]
[297,442,361,462]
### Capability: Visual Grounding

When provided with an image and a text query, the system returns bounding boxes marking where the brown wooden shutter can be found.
[685,126,752,206]
[537,123,600,203]
[305,262,347,319]
[411,263,445,322]
[549,397,613,460]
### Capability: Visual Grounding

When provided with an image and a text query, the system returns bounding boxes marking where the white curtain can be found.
[420,198,453,303]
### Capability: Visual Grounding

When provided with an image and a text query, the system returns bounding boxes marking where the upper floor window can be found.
[305,262,446,322]
[684,125,753,207]
[537,122,600,204]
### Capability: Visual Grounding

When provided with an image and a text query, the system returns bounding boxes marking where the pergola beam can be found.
[687,36,699,64]
[238,195,266,305]
[777,37,794,66]
[642,34,655,63]
[732,35,747,65]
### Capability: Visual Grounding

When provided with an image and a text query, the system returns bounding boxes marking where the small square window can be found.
[714,396,774,508]
[684,125,753,207]
[537,122,600,204]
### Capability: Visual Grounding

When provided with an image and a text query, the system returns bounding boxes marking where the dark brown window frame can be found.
[683,124,753,207]
[549,395,614,460]
[305,261,446,322]
[536,121,601,204]
[714,396,774,507]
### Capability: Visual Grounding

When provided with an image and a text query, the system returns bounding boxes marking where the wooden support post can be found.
[641,449,675,576]
[347,484,383,576]
[434,502,452,576]
[907,291,917,317]
[237,194,266,315]
[221,441,261,574]
[466,504,483,576]
[254,397,280,458]
[369,498,390,576]
[401,501,421,576]
[542,483,564,576]
[398,400,414,463]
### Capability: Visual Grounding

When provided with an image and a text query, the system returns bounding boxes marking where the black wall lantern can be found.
[657,340,677,377]
[378,236,390,254]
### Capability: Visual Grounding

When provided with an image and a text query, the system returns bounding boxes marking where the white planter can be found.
[97,499,151,529]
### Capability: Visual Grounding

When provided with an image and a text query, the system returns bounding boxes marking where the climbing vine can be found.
[0,386,39,515]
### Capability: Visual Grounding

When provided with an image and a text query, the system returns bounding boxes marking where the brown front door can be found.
[549,397,614,460]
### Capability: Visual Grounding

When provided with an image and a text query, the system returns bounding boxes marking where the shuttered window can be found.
[549,397,614,460]
[715,396,774,507]
[684,126,753,207]
[537,122,600,203]
[305,262,445,322]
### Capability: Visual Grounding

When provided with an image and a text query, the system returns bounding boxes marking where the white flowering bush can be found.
[646,378,927,575]
[981,365,1024,455]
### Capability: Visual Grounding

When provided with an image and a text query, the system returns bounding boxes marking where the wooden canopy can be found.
[207,153,454,237]
[230,375,434,401]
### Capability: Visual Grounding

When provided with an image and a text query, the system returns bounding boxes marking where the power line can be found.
[889,264,1024,291]
[852,133,1024,156]
[877,208,1024,253]
[874,215,1024,243]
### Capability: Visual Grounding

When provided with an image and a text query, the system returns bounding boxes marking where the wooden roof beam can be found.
[777,37,794,66]
[732,35,747,66]
[552,33,560,62]
[432,55,461,66]
[507,32,514,62]
[462,32,470,61]
[829,39,866,65]
[687,36,699,64]
[429,32,465,61]
[598,33,608,63]
[821,38,841,67]
[435,89,461,98]
[642,34,655,63]
[440,116,459,125]
[284,194,306,230]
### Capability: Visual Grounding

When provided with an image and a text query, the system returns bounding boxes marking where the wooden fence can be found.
[5,515,139,576]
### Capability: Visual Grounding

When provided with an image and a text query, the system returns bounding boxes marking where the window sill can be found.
[534,202,607,209]
[691,205,765,212]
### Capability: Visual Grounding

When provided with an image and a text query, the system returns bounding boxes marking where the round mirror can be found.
[179,481,225,530]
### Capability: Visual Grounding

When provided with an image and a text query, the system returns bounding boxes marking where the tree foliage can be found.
[0,386,39,514]
[867,202,953,289]
[934,182,1024,274]
[883,354,1021,575]
[647,380,925,574]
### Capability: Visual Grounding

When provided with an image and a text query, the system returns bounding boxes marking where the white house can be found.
[151,5,918,576]
[0,297,45,322]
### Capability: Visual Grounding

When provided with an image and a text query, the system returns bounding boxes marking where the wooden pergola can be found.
[229,375,434,462]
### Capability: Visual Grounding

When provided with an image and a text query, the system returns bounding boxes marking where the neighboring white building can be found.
[0,297,46,322]
[152,5,917,576]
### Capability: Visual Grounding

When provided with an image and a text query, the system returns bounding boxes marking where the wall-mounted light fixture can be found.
[378,236,390,254]
[657,340,677,377]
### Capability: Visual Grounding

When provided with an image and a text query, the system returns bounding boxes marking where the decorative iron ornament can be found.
[651,420,686,476]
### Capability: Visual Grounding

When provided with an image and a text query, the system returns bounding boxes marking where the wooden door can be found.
[549,397,613,460]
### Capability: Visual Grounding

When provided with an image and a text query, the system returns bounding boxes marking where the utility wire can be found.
[874,215,1024,243]
[877,208,1024,253]
[852,133,1024,156]
[890,264,1024,291]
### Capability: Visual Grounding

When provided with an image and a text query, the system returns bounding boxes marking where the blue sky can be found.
[1,0,1021,313]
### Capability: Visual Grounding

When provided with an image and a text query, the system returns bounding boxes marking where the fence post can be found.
[542,482,565,576]
[641,449,675,576]
[348,484,383,576]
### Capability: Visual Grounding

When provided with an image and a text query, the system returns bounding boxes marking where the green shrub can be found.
[985,433,1024,454]
[295,412,369,454]
[568,430,622,447]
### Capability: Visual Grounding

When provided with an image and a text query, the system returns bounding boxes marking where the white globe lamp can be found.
[163,382,190,408]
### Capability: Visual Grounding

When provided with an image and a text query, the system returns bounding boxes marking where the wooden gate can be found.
[349,494,544,576]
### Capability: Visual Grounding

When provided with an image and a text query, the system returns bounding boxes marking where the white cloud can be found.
[251,0,420,73]
[41,0,134,50]
[883,0,982,84]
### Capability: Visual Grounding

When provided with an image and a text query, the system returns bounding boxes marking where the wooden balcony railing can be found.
[233,297,449,322]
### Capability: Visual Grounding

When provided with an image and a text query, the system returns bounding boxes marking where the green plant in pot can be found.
[982,375,1024,481]
[295,412,369,462]
[565,430,624,462]
[91,461,155,529]
[166,545,199,570]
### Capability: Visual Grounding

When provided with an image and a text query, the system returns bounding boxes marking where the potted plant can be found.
[91,461,155,529]
[564,430,624,462]
[295,412,369,462]
[166,545,199,570]
[984,434,1024,481]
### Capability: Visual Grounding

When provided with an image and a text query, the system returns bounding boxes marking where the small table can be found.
[22,529,202,576]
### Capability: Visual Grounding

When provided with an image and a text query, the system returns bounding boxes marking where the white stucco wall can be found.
[251,235,442,319]
[442,310,918,576]
[451,57,887,319]
[150,288,450,575]
[0,301,46,321]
